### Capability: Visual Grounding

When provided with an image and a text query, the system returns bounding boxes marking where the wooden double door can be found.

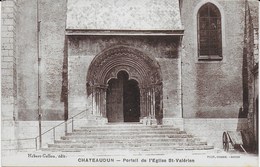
[106,71,140,122]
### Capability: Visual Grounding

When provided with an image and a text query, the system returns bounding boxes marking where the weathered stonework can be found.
[1,0,18,151]
[2,0,18,121]
[66,0,183,30]
[245,0,259,152]
[67,36,182,120]
[16,0,67,120]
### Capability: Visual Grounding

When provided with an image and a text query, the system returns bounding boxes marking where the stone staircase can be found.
[45,123,214,153]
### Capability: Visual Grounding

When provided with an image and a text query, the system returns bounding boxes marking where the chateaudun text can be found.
[78,158,195,163]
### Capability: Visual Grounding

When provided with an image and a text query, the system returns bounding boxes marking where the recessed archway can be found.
[86,45,163,124]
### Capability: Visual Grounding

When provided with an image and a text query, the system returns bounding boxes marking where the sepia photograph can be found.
[1,0,259,166]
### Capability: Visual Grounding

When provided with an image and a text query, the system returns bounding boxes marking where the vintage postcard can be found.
[1,0,259,166]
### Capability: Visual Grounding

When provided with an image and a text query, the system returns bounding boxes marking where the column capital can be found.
[91,84,108,90]
[140,82,162,89]
[139,84,151,90]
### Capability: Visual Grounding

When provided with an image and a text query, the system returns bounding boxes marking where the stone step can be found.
[79,126,179,131]
[42,148,83,152]
[67,130,186,136]
[61,134,193,140]
[48,141,208,148]
[46,124,213,152]
[74,128,181,132]
[44,145,214,152]
[55,137,202,143]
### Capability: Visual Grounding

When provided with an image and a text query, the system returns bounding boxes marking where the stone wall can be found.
[16,0,67,120]
[15,0,37,121]
[252,28,258,148]
[66,0,182,30]
[67,36,182,119]
[1,0,18,152]
[253,28,259,63]
[245,0,259,152]
[2,121,64,154]
[2,0,18,121]
[181,0,245,118]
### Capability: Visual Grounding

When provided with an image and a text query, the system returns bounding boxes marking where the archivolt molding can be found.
[86,45,164,122]
[87,45,162,90]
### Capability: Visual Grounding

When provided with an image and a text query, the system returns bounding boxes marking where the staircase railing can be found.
[35,109,87,150]
[2,109,87,151]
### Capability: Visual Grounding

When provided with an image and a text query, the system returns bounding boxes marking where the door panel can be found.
[123,80,140,122]
[106,79,123,122]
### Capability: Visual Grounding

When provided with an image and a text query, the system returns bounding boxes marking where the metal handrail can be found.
[2,109,87,151]
[35,110,86,138]
[35,109,87,150]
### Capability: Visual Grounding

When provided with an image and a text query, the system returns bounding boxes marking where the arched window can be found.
[198,3,222,60]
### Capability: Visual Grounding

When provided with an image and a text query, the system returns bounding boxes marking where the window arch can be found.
[198,3,222,60]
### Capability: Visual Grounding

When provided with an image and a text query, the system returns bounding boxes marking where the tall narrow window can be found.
[198,3,222,60]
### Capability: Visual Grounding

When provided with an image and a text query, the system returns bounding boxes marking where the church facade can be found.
[1,0,258,151]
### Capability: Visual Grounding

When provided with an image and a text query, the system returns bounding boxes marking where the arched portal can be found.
[86,45,163,124]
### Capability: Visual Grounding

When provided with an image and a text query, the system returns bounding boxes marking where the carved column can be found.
[143,89,147,117]
[138,84,159,125]
[91,85,108,117]
[140,87,146,119]
[91,86,97,115]
[147,88,150,116]
[151,86,156,118]
[147,87,155,118]
[90,85,108,124]
[146,85,157,125]
[140,85,150,124]
[99,85,108,118]
[97,87,101,116]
